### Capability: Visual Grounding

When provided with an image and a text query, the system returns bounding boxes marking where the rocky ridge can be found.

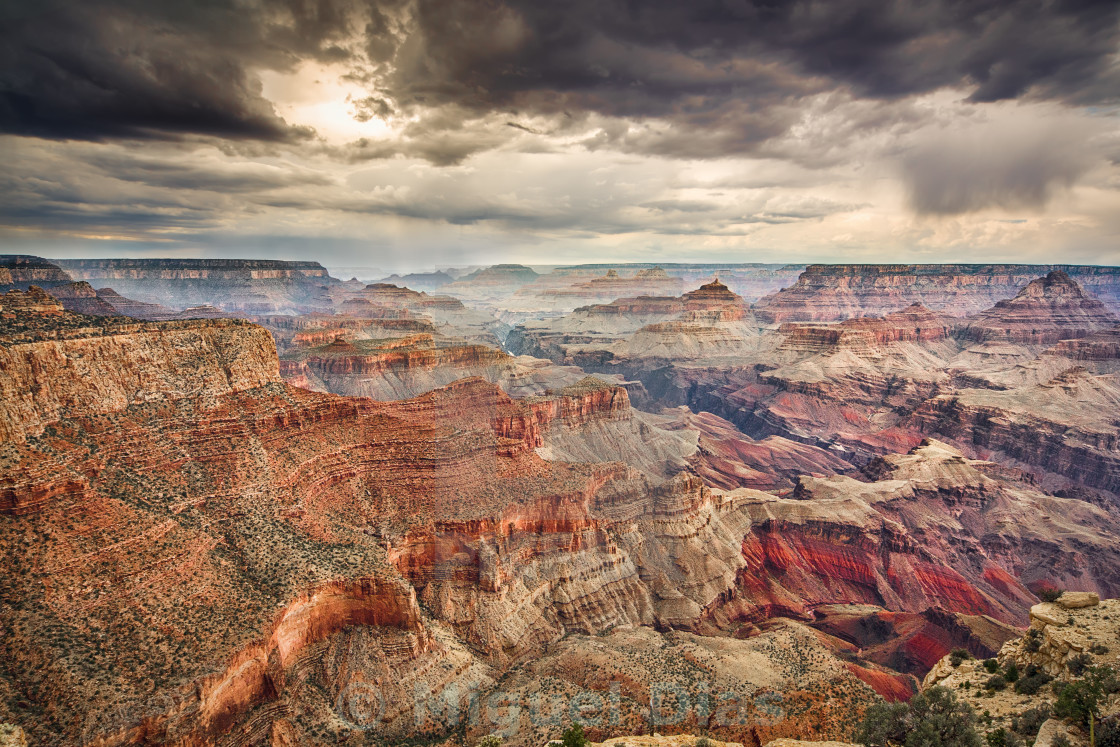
[962,271,1119,345]
[754,264,1120,323]
[53,258,337,315]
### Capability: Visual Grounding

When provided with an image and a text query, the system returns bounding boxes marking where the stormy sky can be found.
[1,0,1119,271]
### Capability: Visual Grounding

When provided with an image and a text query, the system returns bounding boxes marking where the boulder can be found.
[1057,591,1100,609]
[1032,718,1078,746]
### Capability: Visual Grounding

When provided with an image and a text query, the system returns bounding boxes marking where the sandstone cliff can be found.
[0,291,280,444]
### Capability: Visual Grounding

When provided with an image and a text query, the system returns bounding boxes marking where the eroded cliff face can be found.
[716,441,1120,629]
[776,305,954,355]
[961,270,1119,345]
[0,294,280,445]
[0,256,73,291]
[753,264,1120,323]
[280,334,516,401]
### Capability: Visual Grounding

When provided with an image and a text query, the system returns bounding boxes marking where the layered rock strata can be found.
[961,270,1119,345]
[754,264,1120,323]
[53,258,336,314]
[0,256,72,291]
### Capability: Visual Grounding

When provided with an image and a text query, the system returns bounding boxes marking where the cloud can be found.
[0,0,350,141]
[900,113,1101,215]
[3,0,1117,158]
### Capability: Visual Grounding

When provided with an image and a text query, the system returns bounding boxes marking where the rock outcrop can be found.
[0,293,280,445]
[44,281,122,317]
[961,271,1119,345]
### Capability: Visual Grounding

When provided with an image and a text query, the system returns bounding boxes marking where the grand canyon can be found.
[1,256,1119,747]
[4,2,1120,745]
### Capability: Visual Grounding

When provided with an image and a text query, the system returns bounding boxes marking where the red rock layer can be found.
[679,410,853,490]
[1049,327,1120,360]
[778,304,953,354]
[810,607,1019,678]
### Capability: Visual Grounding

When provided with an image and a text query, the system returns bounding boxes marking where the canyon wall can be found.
[53,258,336,314]
[0,256,73,290]
[754,264,1120,323]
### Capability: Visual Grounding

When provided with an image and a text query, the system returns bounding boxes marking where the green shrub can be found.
[1098,719,1120,747]
[984,728,1023,747]
[858,701,909,746]
[1011,704,1050,739]
[1068,653,1093,676]
[478,736,503,747]
[1014,666,1053,695]
[1053,678,1102,729]
[1037,588,1064,603]
[1003,662,1019,683]
[561,723,589,747]
[857,686,981,747]
[950,649,972,667]
[983,659,999,674]
[985,675,1007,691]
[1091,643,1111,655]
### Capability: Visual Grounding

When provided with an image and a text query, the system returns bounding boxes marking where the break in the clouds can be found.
[0,0,1119,267]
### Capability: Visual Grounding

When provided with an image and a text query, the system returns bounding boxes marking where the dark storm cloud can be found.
[388,0,1120,122]
[3,0,1117,150]
[0,0,361,141]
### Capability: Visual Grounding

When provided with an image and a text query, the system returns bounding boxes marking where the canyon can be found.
[1,257,1119,746]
